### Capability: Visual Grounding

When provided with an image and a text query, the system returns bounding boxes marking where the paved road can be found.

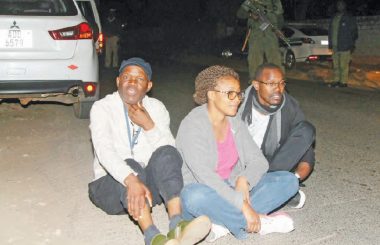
[0,60,379,245]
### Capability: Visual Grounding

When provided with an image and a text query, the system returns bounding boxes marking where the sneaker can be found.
[150,234,179,245]
[287,190,306,209]
[167,215,211,245]
[259,212,294,235]
[205,223,230,242]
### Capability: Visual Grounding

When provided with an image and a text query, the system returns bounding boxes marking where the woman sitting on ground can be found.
[176,65,299,242]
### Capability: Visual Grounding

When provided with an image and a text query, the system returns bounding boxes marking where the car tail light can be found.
[307,55,319,61]
[97,32,104,53]
[84,82,96,96]
[301,38,315,44]
[49,22,93,40]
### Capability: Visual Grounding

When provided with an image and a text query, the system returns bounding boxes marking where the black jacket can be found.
[102,17,122,37]
[240,86,315,168]
[328,12,358,52]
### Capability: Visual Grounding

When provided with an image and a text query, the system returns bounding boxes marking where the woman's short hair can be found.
[193,65,239,105]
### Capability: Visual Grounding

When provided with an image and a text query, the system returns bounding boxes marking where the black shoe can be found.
[336,82,348,88]
[327,82,339,88]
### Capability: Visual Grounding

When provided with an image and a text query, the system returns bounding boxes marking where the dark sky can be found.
[282,0,380,20]
[100,0,380,26]
[100,0,379,57]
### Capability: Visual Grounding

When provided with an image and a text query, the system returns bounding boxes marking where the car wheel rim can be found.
[286,52,295,68]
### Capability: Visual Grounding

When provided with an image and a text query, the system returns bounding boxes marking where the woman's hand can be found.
[235,176,250,204]
[241,201,261,233]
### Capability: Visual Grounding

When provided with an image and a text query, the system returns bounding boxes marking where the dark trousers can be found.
[268,121,316,172]
[88,145,183,215]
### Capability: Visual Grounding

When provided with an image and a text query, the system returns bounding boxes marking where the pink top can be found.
[216,123,239,179]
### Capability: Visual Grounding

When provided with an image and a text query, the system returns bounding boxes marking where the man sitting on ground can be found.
[88,57,211,245]
[240,63,316,208]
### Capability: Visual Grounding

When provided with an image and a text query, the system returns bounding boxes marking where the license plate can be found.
[321,40,328,45]
[0,29,33,48]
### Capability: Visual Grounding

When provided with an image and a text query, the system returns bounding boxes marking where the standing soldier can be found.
[103,8,122,69]
[237,0,284,79]
[328,0,358,88]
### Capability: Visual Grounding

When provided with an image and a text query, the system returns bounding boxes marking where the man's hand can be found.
[235,176,250,204]
[128,102,154,131]
[249,11,259,20]
[241,201,261,233]
[124,174,153,220]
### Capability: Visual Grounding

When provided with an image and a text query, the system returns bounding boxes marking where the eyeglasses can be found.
[257,80,286,87]
[212,89,244,100]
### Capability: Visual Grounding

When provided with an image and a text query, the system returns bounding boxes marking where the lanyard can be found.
[124,106,141,157]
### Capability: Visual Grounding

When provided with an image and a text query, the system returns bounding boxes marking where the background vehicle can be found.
[0,0,101,119]
[221,24,332,70]
[280,25,332,69]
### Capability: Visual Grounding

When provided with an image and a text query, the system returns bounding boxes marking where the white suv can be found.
[0,0,102,118]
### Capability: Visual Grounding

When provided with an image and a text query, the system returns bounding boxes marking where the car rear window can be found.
[282,27,295,38]
[0,0,78,16]
[299,28,328,36]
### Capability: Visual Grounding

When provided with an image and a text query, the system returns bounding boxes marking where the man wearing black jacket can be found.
[103,8,122,69]
[239,63,316,209]
[328,0,358,88]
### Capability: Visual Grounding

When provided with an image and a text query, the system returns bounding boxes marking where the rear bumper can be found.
[306,55,332,62]
[0,80,82,94]
[0,42,99,82]
[0,79,99,103]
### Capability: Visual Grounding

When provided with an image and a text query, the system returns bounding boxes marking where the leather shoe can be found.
[151,234,179,245]
[167,216,211,245]
[336,82,348,88]
[327,81,339,88]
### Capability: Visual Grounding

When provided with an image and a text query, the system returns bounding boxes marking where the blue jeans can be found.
[180,171,298,239]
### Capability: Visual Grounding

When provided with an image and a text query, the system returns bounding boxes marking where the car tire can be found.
[284,50,296,70]
[73,100,94,119]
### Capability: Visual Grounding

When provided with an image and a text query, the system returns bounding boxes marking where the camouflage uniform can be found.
[237,0,284,79]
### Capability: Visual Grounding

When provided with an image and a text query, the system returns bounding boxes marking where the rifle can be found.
[241,0,291,48]
[241,28,251,52]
